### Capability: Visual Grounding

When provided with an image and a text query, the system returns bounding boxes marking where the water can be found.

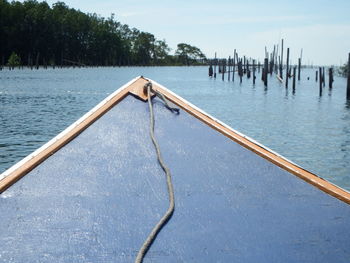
[1,66,350,191]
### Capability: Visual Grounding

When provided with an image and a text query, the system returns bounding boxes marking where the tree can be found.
[132,32,155,65]
[0,0,205,66]
[7,51,21,67]
[175,43,206,65]
[153,39,171,64]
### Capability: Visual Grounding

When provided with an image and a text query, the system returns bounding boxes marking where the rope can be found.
[134,82,178,263]
[153,91,180,114]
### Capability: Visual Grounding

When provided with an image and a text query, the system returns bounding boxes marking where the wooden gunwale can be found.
[1,76,350,205]
[150,79,350,205]
[0,77,140,193]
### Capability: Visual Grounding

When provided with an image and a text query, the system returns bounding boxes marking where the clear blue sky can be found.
[27,0,350,65]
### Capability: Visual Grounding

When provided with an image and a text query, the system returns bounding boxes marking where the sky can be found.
[23,0,350,65]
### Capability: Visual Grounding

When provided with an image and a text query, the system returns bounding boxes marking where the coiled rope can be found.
[134,82,179,263]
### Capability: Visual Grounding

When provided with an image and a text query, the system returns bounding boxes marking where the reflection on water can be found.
[0,66,350,191]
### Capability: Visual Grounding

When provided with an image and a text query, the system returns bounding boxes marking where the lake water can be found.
[1,66,350,191]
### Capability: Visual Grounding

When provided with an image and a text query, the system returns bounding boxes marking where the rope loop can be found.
[144,82,179,114]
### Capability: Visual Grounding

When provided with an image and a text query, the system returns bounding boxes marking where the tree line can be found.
[0,0,207,67]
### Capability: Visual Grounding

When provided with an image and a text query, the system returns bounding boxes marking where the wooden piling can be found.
[243,56,246,74]
[269,59,273,75]
[322,67,326,87]
[275,44,279,73]
[285,48,290,88]
[253,59,256,85]
[280,39,284,79]
[239,59,243,84]
[329,68,333,89]
[246,57,249,75]
[319,67,322,96]
[222,59,225,81]
[214,52,217,78]
[232,49,236,82]
[298,58,301,81]
[278,55,281,76]
[228,56,231,81]
[292,66,296,92]
[264,58,268,86]
[247,58,249,75]
[316,71,318,82]
[209,64,213,77]
[270,45,275,75]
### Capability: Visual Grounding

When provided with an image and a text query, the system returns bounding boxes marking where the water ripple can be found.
[0,67,349,191]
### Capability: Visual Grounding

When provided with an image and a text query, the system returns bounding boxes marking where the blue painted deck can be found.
[1,95,350,262]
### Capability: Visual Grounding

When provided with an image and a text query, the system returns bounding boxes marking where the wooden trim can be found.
[1,76,350,206]
[148,79,350,205]
[0,77,146,193]
[128,77,157,101]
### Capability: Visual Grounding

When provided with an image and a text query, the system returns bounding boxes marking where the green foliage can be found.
[154,40,171,60]
[7,51,21,67]
[175,43,206,65]
[0,0,206,66]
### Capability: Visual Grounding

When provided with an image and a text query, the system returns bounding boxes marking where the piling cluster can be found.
[208,40,350,99]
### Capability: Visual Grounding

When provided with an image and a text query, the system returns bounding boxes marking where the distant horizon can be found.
[16,0,350,66]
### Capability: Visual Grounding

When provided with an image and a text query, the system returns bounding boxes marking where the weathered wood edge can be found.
[0,76,147,193]
[1,76,350,206]
[147,78,350,205]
